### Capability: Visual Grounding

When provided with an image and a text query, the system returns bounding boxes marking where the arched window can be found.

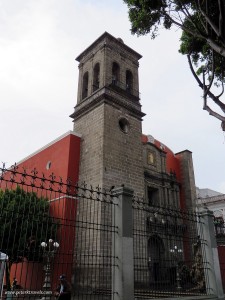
[126,70,133,93]
[82,72,89,99]
[112,62,120,85]
[93,63,100,92]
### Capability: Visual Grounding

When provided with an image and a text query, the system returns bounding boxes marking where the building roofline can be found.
[198,194,225,204]
[76,31,142,62]
[175,149,192,155]
[17,130,81,165]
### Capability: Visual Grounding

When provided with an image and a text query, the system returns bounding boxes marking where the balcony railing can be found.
[106,77,140,98]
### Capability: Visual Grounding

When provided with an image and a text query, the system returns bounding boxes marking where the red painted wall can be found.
[7,132,81,291]
[17,132,80,183]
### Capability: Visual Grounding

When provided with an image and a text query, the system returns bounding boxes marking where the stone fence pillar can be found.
[199,208,224,299]
[111,186,134,300]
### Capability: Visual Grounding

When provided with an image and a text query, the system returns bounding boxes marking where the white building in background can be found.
[197,187,225,221]
[196,187,222,199]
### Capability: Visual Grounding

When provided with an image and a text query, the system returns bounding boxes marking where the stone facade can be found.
[70,32,197,290]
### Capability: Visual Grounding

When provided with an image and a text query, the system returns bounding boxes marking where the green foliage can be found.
[124,0,225,88]
[179,3,225,82]
[124,0,166,38]
[0,186,58,264]
[124,0,225,124]
[124,0,189,37]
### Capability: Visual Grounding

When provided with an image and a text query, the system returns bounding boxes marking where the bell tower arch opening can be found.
[112,62,120,86]
[82,71,89,99]
[126,69,133,93]
[93,62,100,92]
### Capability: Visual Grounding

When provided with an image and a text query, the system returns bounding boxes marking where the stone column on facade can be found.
[176,150,196,209]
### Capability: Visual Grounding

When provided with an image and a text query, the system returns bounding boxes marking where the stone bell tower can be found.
[70,32,145,196]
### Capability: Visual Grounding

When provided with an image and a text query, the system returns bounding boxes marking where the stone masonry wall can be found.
[102,103,145,197]
[73,104,104,187]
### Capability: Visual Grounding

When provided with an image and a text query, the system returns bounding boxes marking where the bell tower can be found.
[70,32,145,196]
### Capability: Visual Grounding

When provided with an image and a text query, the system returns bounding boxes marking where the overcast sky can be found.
[1,0,225,194]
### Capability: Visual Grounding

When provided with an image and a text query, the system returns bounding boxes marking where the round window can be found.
[118,118,130,133]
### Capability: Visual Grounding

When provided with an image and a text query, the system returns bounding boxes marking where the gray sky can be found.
[1,0,225,193]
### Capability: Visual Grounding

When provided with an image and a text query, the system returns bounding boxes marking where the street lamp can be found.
[170,245,183,290]
[40,239,59,299]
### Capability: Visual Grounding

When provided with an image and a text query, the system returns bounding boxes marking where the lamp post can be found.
[170,245,183,290]
[40,239,59,299]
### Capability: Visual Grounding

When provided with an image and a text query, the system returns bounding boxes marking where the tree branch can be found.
[203,103,225,122]
[218,0,225,42]
[178,1,207,35]
[206,38,225,57]
[161,10,205,40]
[218,81,224,98]
[187,54,225,114]
[165,2,225,56]
[168,1,206,36]
[204,51,215,97]
[201,67,225,125]
[197,0,221,38]
[187,54,204,87]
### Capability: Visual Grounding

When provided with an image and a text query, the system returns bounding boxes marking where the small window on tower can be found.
[126,70,133,93]
[119,118,130,134]
[112,62,120,85]
[82,71,89,99]
[93,63,100,92]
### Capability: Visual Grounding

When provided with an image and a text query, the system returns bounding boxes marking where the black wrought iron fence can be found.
[105,76,140,99]
[1,164,218,299]
[218,249,225,293]
[132,197,209,299]
[74,184,117,299]
[215,220,225,292]
[0,164,117,299]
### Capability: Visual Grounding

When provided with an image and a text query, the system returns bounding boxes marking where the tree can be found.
[0,186,58,289]
[124,0,225,129]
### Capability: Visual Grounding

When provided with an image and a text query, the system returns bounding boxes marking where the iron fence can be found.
[132,197,210,299]
[215,221,225,292]
[0,164,117,299]
[0,164,221,299]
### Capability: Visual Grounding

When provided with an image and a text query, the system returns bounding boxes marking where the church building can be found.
[7,32,197,292]
[15,32,197,213]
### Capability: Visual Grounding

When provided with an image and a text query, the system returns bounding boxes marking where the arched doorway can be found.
[148,235,165,282]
